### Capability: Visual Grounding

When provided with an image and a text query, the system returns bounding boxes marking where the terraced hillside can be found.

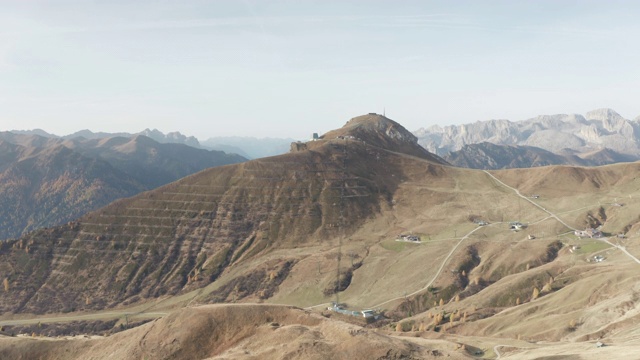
[0,114,446,314]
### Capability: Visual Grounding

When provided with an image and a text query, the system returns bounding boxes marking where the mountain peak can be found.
[585,108,623,122]
[331,113,417,143]
[320,113,447,164]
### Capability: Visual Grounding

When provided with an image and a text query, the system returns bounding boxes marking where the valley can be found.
[2,115,640,359]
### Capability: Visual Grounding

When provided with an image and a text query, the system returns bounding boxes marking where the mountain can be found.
[137,128,201,148]
[0,141,143,241]
[414,108,640,168]
[0,133,246,240]
[201,136,296,159]
[3,114,640,358]
[444,142,637,169]
[321,113,447,162]
[8,129,57,138]
[0,114,445,314]
[63,130,135,141]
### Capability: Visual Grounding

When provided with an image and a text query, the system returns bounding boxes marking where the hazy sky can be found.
[1,1,639,139]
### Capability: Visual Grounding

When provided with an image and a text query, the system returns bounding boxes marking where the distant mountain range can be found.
[13,129,295,160]
[0,132,246,240]
[414,108,640,169]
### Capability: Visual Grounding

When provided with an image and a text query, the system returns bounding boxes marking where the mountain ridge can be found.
[444,142,637,169]
[415,108,640,160]
[0,133,246,240]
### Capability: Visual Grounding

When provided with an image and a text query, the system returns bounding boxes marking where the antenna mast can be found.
[334,138,349,306]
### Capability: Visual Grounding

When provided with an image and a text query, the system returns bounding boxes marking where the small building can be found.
[575,228,602,238]
[510,222,526,231]
[397,234,421,243]
[528,234,536,240]
[596,341,605,348]
[361,309,376,319]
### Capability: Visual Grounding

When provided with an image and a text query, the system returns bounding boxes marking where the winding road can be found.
[484,170,640,265]
[369,225,485,309]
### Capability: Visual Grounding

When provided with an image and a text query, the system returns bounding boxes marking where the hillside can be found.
[0,304,470,359]
[415,108,640,168]
[0,133,246,240]
[0,114,430,314]
[3,114,640,358]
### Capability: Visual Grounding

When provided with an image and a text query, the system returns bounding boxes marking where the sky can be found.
[1,0,640,140]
